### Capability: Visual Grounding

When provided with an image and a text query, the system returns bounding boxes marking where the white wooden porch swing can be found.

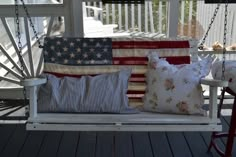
[1,0,230,132]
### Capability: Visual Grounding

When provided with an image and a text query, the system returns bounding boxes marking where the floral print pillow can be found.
[143,52,212,115]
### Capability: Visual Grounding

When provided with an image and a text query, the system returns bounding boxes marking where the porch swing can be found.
[12,0,230,131]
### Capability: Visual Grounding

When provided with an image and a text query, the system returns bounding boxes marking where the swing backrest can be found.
[42,37,198,108]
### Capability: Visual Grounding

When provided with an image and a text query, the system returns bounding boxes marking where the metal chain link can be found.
[222,1,228,81]
[198,4,220,50]
[15,0,28,113]
[20,0,43,48]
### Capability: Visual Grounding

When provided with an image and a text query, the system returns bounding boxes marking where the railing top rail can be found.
[0,4,64,17]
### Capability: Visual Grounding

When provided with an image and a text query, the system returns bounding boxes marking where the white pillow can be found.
[143,52,212,115]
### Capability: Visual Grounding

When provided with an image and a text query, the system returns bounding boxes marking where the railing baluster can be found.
[118,4,122,30]
[131,4,135,31]
[138,4,141,32]
[125,4,128,31]
[149,1,154,33]
[158,0,162,33]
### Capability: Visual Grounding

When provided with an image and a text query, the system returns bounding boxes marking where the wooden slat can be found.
[184,132,211,157]
[115,132,134,157]
[96,132,114,157]
[149,132,173,157]
[28,112,221,124]
[1,125,28,157]
[37,132,63,157]
[76,132,96,157]
[167,132,192,156]
[0,76,20,85]
[24,17,34,77]
[0,125,17,153]
[0,44,25,77]
[57,132,79,157]
[0,63,23,80]
[18,131,45,157]
[132,132,153,157]
[1,18,31,77]
[26,123,222,132]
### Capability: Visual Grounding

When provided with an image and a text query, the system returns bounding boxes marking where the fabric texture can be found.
[212,60,236,93]
[143,52,212,115]
[38,69,136,113]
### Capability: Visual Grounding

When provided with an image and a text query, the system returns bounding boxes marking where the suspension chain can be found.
[222,1,228,81]
[20,0,43,48]
[198,4,221,50]
[15,0,27,110]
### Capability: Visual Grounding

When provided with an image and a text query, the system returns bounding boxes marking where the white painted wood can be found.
[20,78,47,87]
[188,0,193,36]
[1,18,31,77]
[118,4,122,30]
[158,1,162,33]
[145,1,148,32]
[167,0,179,37]
[149,1,154,33]
[46,16,55,37]
[26,123,222,132]
[0,63,23,80]
[29,86,38,118]
[27,112,220,124]
[0,76,20,85]
[24,17,34,77]
[180,1,185,36]
[71,0,84,37]
[1,17,20,54]
[106,4,109,24]
[208,86,218,119]
[0,44,24,77]
[131,4,135,31]
[138,4,141,31]
[112,4,115,24]
[200,78,228,87]
[125,4,128,31]
[35,54,43,77]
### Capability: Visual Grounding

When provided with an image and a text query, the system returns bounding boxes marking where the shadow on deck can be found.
[0,100,235,157]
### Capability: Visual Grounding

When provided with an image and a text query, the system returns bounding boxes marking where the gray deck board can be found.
[18,131,45,157]
[96,132,114,157]
[115,132,134,157]
[167,132,192,157]
[132,132,153,157]
[57,132,79,157]
[149,132,173,157]
[37,131,63,157]
[1,125,28,157]
[0,124,17,153]
[76,132,96,157]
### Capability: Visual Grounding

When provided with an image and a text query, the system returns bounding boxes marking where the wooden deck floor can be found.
[0,100,235,157]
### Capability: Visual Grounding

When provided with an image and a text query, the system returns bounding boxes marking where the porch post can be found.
[167,0,179,38]
[64,0,84,37]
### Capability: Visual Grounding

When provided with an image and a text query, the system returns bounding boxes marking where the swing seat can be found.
[22,37,228,131]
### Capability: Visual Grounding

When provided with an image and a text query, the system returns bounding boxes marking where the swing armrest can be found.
[20,78,47,87]
[200,78,228,87]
